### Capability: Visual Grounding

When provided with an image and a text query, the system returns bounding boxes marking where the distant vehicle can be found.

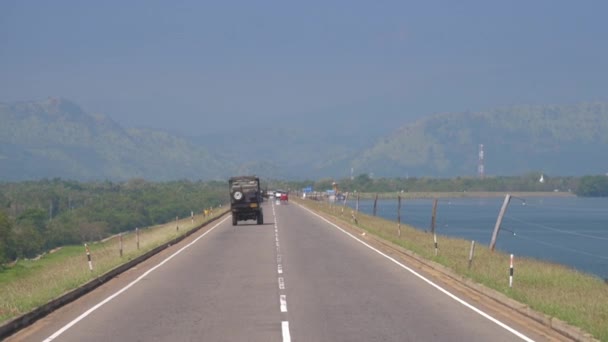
[229,176,263,225]
[280,193,288,202]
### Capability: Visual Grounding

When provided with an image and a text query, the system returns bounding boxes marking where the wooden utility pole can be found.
[397,195,402,237]
[372,194,378,216]
[341,192,349,215]
[430,199,438,234]
[490,194,512,251]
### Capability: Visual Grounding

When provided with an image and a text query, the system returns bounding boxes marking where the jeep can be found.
[229,176,264,225]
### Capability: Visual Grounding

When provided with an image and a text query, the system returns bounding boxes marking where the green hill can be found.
[0,98,231,181]
[2,98,607,181]
[351,103,608,177]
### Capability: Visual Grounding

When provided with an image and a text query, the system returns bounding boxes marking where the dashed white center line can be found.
[273,201,291,342]
[282,321,291,342]
[280,294,288,312]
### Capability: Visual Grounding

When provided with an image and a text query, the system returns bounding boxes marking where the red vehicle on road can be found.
[280,192,288,203]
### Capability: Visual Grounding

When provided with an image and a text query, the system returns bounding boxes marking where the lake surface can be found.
[346,196,608,279]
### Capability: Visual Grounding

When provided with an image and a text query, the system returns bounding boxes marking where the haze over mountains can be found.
[1,98,606,181]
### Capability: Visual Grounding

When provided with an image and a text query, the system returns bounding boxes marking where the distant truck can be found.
[229,176,264,225]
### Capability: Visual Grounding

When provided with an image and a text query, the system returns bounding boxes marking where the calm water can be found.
[348,196,608,279]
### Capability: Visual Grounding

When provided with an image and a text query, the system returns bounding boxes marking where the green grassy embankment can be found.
[296,196,607,341]
[0,209,225,325]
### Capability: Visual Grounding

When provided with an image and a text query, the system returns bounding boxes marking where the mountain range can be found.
[1,98,607,181]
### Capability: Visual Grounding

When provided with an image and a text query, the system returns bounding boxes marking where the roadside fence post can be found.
[373,194,378,216]
[430,199,438,234]
[176,216,179,231]
[433,233,438,256]
[509,254,514,288]
[119,233,123,257]
[397,195,402,238]
[136,227,140,250]
[468,240,476,269]
[341,192,349,216]
[84,243,93,271]
[490,194,512,251]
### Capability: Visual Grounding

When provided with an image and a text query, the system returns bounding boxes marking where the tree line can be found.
[0,178,227,265]
[3,174,607,265]
[282,173,608,196]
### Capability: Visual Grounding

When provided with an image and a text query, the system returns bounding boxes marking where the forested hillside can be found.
[352,103,608,177]
[0,98,231,181]
[2,98,607,180]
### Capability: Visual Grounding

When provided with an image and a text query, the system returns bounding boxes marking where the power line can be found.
[509,233,608,260]
[504,215,608,241]
[520,202,608,214]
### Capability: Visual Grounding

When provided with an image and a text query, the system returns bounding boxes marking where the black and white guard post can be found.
[509,254,514,288]
[434,233,438,256]
[85,243,93,271]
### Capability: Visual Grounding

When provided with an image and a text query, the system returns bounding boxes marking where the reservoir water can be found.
[347,196,608,279]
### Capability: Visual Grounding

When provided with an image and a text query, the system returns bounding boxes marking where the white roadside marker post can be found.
[468,240,476,269]
[84,243,93,271]
[509,254,514,288]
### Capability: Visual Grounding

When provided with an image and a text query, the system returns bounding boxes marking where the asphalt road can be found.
[8,200,567,341]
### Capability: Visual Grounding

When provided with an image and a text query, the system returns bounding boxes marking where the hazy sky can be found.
[1,1,607,136]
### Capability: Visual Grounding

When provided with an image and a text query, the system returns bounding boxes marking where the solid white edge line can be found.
[43,216,230,342]
[282,321,291,342]
[298,203,535,342]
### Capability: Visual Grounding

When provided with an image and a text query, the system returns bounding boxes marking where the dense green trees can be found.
[0,179,227,264]
[292,173,597,197]
[2,174,606,265]
[0,211,11,265]
[312,173,568,194]
[577,175,608,197]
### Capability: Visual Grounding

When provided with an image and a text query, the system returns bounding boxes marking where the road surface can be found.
[8,200,567,341]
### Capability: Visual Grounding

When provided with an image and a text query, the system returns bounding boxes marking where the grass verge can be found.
[0,209,225,324]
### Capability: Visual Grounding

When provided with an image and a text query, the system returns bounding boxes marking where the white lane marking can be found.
[280,295,288,312]
[298,204,536,342]
[282,321,291,342]
[43,216,230,342]
[274,201,292,341]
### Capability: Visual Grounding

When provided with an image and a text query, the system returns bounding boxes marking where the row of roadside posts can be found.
[342,193,517,288]
[83,207,216,273]
[83,226,141,272]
